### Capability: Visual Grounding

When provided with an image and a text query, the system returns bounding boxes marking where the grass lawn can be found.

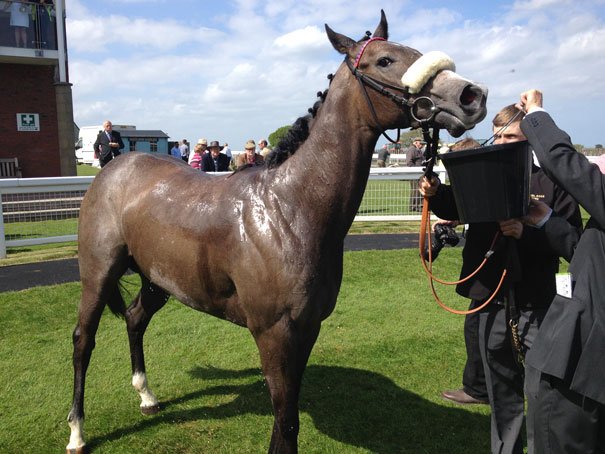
[0,248,492,453]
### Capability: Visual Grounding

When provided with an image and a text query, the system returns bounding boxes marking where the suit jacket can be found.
[406,145,424,167]
[201,152,231,172]
[94,130,124,160]
[522,111,605,405]
[235,152,264,170]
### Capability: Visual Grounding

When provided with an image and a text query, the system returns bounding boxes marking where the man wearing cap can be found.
[235,140,264,170]
[201,141,231,172]
[189,138,208,164]
[406,137,426,212]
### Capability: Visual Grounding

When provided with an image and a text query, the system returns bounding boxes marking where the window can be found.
[150,139,158,153]
[129,141,137,152]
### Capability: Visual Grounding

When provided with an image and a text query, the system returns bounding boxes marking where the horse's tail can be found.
[105,282,127,318]
[106,255,144,318]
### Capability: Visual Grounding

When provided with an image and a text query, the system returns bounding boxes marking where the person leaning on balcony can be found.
[94,120,124,168]
[420,103,582,454]
[4,1,30,48]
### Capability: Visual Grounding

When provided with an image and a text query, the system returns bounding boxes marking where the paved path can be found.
[0,234,423,293]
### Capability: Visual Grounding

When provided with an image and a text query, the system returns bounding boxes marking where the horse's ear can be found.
[325,24,356,55]
[372,9,389,40]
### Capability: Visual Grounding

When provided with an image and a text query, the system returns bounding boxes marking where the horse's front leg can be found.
[126,278,169,415]
[67,284,120,454]
[253,316,321,454]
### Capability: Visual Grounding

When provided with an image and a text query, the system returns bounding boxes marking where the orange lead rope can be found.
[419,195,507,315]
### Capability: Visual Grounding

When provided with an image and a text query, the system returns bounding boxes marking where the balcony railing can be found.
[0,1,58,50]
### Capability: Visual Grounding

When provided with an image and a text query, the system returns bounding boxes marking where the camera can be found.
[422,223,460,261]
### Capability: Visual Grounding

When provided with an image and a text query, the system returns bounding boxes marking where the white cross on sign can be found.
[16,113,40,131]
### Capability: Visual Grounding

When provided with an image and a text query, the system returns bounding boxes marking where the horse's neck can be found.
[277,82,379,236]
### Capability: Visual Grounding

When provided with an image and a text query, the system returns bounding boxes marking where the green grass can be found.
[0,248,490,453]
[76,163,101,176]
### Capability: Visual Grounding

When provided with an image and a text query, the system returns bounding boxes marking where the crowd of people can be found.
[170,137,270,172]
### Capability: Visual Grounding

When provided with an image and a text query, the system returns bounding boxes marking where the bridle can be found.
[344,36,440,173]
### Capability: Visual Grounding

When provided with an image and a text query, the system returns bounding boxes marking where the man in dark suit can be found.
[421,104,582,453]
[94,120,124,168]
[201,141,231,172]
[519,89,605,453]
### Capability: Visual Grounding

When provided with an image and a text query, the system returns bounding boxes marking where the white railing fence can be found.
[0,167,446,258]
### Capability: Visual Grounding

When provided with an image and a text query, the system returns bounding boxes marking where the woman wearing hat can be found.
[235,140,265,170]
[201,141,231,172]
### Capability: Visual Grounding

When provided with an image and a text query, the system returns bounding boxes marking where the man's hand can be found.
[419,175,440,197]
[516,89,543,114]
[522,199,551,227]
[499,219,523,240]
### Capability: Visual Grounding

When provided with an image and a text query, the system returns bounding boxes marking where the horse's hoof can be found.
[66,446,89,454]
[141,404,160,415]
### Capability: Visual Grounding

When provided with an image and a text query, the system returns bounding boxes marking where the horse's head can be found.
[325,10,488,137]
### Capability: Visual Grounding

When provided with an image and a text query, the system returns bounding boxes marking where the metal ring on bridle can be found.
[410,96,437,123]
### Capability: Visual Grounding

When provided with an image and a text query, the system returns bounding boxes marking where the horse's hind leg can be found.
[254,317,321,454]
[67,281,125,454]
[126,275,169,415]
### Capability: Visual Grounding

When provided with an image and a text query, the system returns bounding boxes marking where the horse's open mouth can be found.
[434,111,470,138]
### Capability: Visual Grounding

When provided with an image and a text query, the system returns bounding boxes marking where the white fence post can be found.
[0,193,6,259]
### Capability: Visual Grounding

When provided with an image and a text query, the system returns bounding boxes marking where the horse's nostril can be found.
[460,86,478,106]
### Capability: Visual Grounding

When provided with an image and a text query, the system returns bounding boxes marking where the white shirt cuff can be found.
[533,207,553,228]
[527,106,546,115]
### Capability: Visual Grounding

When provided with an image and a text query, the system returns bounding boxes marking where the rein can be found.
[346,37,507,315]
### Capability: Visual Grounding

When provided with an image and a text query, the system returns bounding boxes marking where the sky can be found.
[66,0,605,149]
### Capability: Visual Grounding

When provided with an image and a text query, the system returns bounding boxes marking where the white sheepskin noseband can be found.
[400,51,456,94]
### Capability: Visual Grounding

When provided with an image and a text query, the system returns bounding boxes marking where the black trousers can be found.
[461,300,488,401]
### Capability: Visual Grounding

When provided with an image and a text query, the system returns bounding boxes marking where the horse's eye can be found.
[377,57,393,67]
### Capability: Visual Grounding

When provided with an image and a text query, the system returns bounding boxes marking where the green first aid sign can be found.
[17,113,40,132]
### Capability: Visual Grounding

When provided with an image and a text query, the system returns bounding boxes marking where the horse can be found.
[66,11,487,454]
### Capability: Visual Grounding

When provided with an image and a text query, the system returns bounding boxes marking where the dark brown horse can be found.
[67,11,487,454]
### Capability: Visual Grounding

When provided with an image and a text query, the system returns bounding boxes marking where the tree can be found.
[268,126,291,148]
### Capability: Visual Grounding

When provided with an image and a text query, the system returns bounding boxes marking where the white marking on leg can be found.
[132,372,159,408]
[66,416,85,451]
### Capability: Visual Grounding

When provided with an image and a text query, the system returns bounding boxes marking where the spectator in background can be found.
[377,144,390,167]
[189,138,207,164]
[4,1,30,48]
[179,139,189,162]
[189,143,203,170]
[33,0,55,49]
[170,142,181,159]
[94,120,124,168]
[258,139,271,158]
[222,142,232,160]
[235,140,264,170]
[406,137,425,212]
[201,141,231,172]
